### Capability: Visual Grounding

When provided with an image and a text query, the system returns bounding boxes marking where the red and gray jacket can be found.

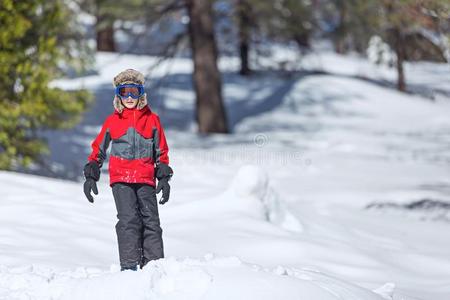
[87,106,169,187]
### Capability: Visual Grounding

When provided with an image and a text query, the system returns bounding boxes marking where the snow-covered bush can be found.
[367,36,396,67]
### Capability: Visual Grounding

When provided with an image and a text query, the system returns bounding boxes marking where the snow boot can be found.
[121,265,138,271]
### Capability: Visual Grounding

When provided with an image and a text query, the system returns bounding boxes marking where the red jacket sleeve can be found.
[153,114,169,165]
[87,117,111,167]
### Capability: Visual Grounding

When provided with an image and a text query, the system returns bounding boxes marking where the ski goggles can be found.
[115,84,145,99]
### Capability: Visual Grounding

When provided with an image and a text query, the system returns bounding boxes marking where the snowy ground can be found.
[2,49,450,299]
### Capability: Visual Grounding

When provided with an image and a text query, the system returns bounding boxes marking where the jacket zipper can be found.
[133,110,136,160]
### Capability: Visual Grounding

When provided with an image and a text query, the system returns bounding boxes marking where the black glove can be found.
[155,163,173,205]
[84,178,98,203]
[83,161,100,203]
[156,177,170,205]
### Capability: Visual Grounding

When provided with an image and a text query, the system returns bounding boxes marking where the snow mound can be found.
[228,165,303,232]
[0,255,385,300]
[373,282,396,300]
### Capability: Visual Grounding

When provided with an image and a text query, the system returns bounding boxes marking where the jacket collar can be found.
[115,105,151,118]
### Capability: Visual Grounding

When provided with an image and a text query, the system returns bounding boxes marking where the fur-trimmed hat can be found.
[113,69,147,113]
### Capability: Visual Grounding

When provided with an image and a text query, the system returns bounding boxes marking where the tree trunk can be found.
[95,0,115,53]
[237,0,251,76]
[383,1,406,92]
[294,32,310,49]
[394,28,406,92]
[96,22,116,52]
[334,0,348,54]
[186,0,228,133]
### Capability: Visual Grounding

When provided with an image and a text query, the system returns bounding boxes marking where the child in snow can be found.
[83,69,173,271]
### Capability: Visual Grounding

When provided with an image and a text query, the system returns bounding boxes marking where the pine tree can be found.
[379,0,449,91]
[324,0,449,91]
[323,0,378,54]
[0,0,91,170]
[266,0,314,49]
[76,0,169,52]
[186,0,228,133]
[232,0,314,74]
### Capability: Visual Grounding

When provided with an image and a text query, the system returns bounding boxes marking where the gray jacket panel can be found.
[111,127,154,160]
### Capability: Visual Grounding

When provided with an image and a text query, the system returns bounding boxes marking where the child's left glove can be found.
[83,161,100,203]
[155,163,173,205]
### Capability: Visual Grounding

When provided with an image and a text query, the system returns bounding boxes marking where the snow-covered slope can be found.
[1,168,388,300]
[0,254,386,300]
[3,50,450,299]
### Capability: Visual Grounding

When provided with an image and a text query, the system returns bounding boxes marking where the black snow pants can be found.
[111,182,164,269]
